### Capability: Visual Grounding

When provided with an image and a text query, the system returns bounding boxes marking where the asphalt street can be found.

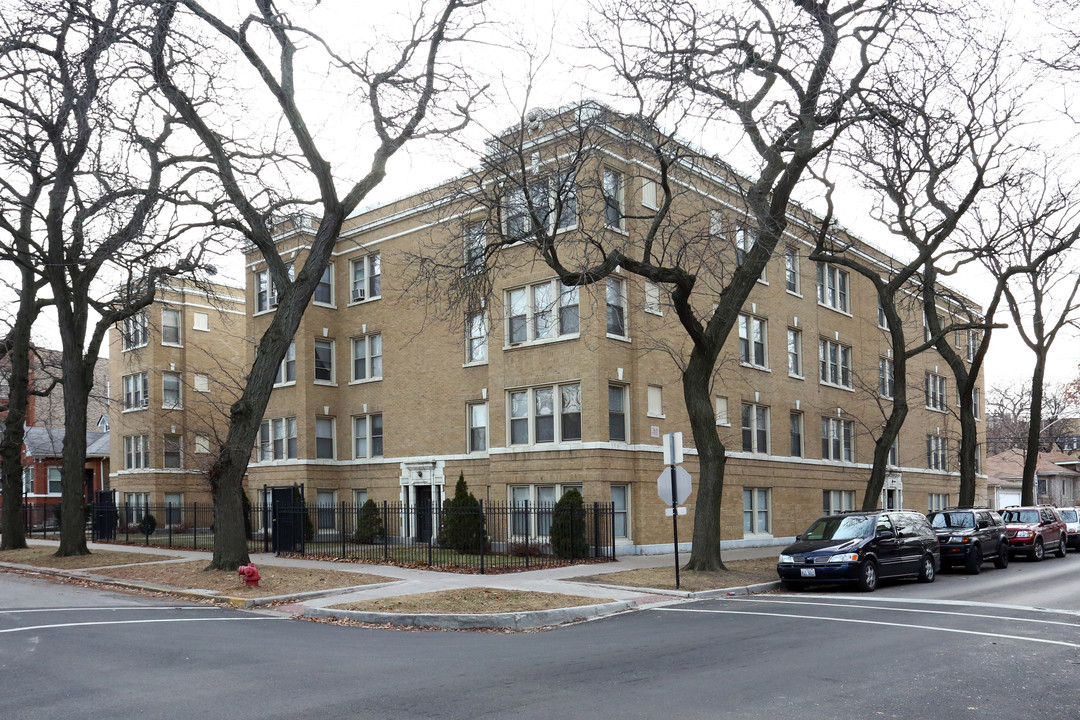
[3,554,1080,720]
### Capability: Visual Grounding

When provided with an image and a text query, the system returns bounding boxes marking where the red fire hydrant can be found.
[238,563,260,587]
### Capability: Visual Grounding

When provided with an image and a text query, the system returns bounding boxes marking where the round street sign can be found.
[657,466,692,506]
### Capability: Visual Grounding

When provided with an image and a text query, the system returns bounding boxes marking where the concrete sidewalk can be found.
[5,540,781,630]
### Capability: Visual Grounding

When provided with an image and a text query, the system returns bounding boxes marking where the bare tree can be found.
[149,0,486,569]
[987,381,1078,454]
[0,0,214,556]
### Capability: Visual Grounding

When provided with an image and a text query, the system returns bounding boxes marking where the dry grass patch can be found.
[572,557,778,592]
[95,560,393,598]
[0,546,179,569]
[331,587,612,614]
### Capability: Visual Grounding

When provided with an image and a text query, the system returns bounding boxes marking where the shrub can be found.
[550,489,588,559]
[138,514,158,536]
[439,474,488,554]
[353,499,383,544]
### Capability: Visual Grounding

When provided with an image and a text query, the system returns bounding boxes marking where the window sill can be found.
[647,413,666,420]
[819,381,855,393]
[161,405,183,411]
[273,381,297,389]
[925,407,947,414]
[193,327,210,333]
[462,360,489,369]
[788,373,805,381]
[347,295,382,307]
[786,289,802,298]
[503,333,579,351]
[644,308,663,316]
[121,407,147,414]
[253,308,277,317]
[314,380,338,387]
[312,302,337,309]
[605,225,629,236]
[739,362,770,372]
[348,377,382,385]
[161,342,184,349]
[817,302,853,317]
[121,345,148,353]
[606,333,631,343]
[756,278,769,286]
[715,422,731,427]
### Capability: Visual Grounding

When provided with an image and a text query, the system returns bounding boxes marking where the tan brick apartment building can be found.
[242,107,987,554]
[108,280,246,512]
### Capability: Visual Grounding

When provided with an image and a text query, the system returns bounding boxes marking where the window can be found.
[877,296,889,330]
[314,339,334,383]
[819,339,852,388]
[715,396,729,426]
[510,484,580,538]
[122,372,149,410]
[816,263,850,313]
[193,311,209,331]
[316,490,336,530]
[351,334,382,381]
[738,315,767,368]
[509,384,582,445]
[927,434,948,470]
[925,372,947,411]
[122,312,148,350]
[464,222,485,274]
[162,308,181,345]
[879,357,895,399]
[315,417,335,459]
[22,466,33,494]
[823,490,855,515]
[644,281,661,314]
[790,411,804,457]
[506,280,579,345]
[551,171,577,230]
[165,492,183,525]
[163,434,182,468]
[313,264,334,305]
[603,168,624,229]
[194,373,210,393]
[709,210,724,236]
[195,435,210,454]
[741,403,769,454]
[350,253,381,302]
[647,385,663,417]
[973,387,982,420]
[162,372,182,409]
[465,312,487,363]
[254,269,271,312]
[468,403,488,452]
[743,488,771,535]
[966,329,981,362]
[785,246,800,293]
[888,436,899,466]
[354,489,368,508]
[612,485,629,539]
[353,414,383,458]
[735,226,755,267]
[641,177,658,210]
[606,277,627,336]
[821,417,854,461]
[258,418,297,461]
[609,385,627,442]
[124,435,149,469]
[928,493,949,512]
[124,492,150,524]
[47,466,62,494]
[787,328,802,376]
[275,341,297,385]
[505,180,549,238]
[975,443,983,474]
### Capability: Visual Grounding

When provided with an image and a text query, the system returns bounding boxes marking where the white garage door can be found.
[996,490,1021,510]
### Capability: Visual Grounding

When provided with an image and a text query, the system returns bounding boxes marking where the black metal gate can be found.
[268,484,305,554]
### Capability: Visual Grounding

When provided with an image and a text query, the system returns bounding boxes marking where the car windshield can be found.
[928,512,975,529]
[1002,509,1039,523]
[802,515,874,541]
[1059,509,1078,522]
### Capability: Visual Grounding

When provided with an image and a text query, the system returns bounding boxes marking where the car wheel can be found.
[1031,538,1044,561]
[964,545,982,575]
[918,554,936,583]
[856,559,878,592]
[993,541,1010,569]
[1055,536,1068,558]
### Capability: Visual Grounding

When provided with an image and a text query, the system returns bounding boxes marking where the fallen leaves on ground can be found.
[0,547,179,569]
[330,587,612,614]
[571,557,779,592]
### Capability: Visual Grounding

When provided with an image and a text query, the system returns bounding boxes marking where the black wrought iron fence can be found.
[61,499,615,573]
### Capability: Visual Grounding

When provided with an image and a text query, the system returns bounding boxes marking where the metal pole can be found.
[669,433,681,590]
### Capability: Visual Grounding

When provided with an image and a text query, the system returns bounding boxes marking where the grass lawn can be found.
[572,557,779,592]
[0,546,179,569]
[330,587,613,614]
[94,560,393,598]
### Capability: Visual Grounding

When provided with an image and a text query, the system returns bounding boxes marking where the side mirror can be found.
[977,520,988,529]
[877,530,895,540]
[794,534,802,542]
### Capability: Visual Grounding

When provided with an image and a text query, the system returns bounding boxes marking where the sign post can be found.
[658,432,690,589]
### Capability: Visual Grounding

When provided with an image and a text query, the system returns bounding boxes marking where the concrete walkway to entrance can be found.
[3,540,782,630]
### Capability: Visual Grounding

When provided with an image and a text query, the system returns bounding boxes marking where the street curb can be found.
[304,600,637,630]
[572,579,782,599]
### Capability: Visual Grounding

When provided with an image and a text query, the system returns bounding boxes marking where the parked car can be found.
[1000,505,1068,561]
[777,510,940,592]
[926,506,1009,574]
[1057,507,1080,550]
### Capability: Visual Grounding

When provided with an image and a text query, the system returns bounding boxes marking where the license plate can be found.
[800,568,816,577]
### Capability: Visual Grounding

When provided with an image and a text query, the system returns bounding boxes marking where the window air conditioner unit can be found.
[352,287,366,302]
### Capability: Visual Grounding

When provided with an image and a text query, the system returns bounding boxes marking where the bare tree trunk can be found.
[682,351,726,572]
[56,337,91,557]
[0,310,33,550]
[1021,355,1047,505]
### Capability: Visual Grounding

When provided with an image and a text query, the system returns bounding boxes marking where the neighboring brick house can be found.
[19,427,110,513]
[107,280,247,509]
[241,104,987,554]
[986,448,1080,510]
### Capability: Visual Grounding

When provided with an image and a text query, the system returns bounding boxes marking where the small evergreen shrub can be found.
[353,499,384,544]
[440,474,488,554]
[138,513,158,536]
[550,489,588,559]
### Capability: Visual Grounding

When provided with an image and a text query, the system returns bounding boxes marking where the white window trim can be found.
[352,413,384,459]
[315,416,337,460]
[312,262,336,308]
[822,417,855,462]
[741,402,770,455]
[468,402,488,454]
[743,487,772,537]
[163,434,183,469]
[647,385,665,419]
[273,340,297,387]
[819,338,854,390]
[122,372,149,412]
[784,246,801,297]
[257,417,298,462]
[349,333,383,384]
[162,372,183,410]
[192,311,210,332]
[464,311,488,367]
[161,308,183,347]
[787,327,803,378]
[925,372,947,412]
[507,383,583,448]
[738,314,769,371]
[715,396,730,427]
[504,279,581,348]
[603,168,626,233]
[121,312,148,351]
[816,263,852,315]
[644,281,662,316]
[313,338,336,386]
[348,253,382,305]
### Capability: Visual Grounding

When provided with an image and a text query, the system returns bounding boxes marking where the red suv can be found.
[1001,505,1068,561]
